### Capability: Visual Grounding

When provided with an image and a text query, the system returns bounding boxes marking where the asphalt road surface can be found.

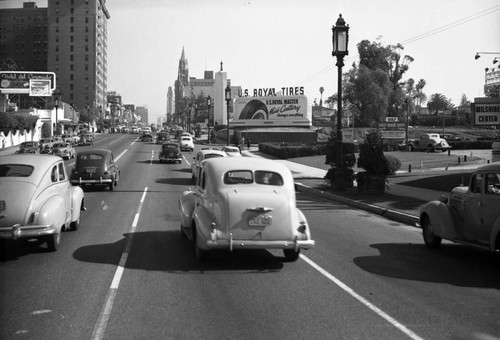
[1,133,499,340]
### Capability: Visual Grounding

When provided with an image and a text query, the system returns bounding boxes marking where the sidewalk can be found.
[240,146,483,227]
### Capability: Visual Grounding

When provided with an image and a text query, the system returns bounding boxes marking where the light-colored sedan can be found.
[420,162,500,254]
[221,146,242,157]
[51,142,76,160]
[191,148,227,182]
[0,155,86,251]
[179,157,315,261]
[179,135,194,152]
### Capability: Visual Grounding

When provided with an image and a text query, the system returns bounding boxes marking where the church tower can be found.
[174,47,189,118]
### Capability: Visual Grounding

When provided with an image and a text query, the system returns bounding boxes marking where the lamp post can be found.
[207,96,212,144]
[52,87,62,136]
[331,14,349,191]
[225,84,231,146]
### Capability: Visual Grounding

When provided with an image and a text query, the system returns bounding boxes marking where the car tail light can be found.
[28,212,38,224]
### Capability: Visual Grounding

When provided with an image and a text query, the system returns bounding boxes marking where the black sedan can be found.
[70,149,120,190]
[159,142,182,164]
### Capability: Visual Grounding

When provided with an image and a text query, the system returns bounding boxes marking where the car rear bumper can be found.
[160,156,182,162]
[71,178,112,185]
[206,236,315,251]
[0,224,56,240]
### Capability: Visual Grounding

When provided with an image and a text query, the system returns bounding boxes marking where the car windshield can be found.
[53,143,67,148]
[22,142,36,147]
[0,164,34,177]
[181,137,191,141]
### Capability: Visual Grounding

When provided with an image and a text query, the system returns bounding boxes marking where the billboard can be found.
[232,95,310,127]
[0,71,56,94]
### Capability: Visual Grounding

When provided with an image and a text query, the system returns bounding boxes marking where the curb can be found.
[294,182,420,227]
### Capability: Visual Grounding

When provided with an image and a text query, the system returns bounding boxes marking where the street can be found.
[1,133,499,340]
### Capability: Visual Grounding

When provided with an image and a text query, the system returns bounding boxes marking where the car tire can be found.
[70,217,80,231]
[422,216,442,249]
[283,249,300,262]
[193,226,208,262]
[46,232,61,251]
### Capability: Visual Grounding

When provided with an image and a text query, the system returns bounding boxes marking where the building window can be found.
[70,36,74,42]
[70,55,73,61]
[85,55,89,61]
[70,17,74,23]
[70,26,74,32]
[70,84,74,91]
[70,46,74,52]
[70,74,74,80]
[70,64,74,71]
[85,17,89,24]
[85,45,88,52]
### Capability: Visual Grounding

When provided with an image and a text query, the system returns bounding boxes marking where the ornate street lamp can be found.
[207,95,212,144]
[225,84,232,146]
[331,13,349,191]
[52,87,62,136]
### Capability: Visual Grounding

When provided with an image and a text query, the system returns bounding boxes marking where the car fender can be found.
[179,190,196,228]
[420,200,459,239]
[296,208,312,240]
[71,186,85,222]
[489,218,500,251]
[192,204,215,244]
[38,195,66,232]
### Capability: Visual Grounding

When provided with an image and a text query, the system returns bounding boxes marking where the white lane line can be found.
[91,187,148,340]
[300,254,424,340]
[115,149,127,162]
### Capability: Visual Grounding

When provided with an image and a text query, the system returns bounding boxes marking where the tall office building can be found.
[0,2,48,72]
[47,0,110,117]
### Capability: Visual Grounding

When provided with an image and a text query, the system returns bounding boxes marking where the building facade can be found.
[0,2,48,72]
[47,0,110,120]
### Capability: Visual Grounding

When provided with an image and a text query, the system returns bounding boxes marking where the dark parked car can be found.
[70,149,120,190]
[16,141,39,154]
[159,142,182,164]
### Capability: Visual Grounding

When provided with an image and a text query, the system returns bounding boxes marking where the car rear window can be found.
[0,164,34,177]
[255,171,283,186]
[79,154,104,161]
[224,170,253,184]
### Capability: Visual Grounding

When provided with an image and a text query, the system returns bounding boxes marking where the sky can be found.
[1,0,500,124]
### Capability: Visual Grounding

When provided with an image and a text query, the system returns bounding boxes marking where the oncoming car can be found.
[179,157,315,261]
[191,148,226,182]
[51,142,76,160]
[419,163,500,254]
[70,149,120,190]
[0,155,85,251]
[16,141,40,154]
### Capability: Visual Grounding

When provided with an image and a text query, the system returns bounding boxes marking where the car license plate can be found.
[168,152,174,157]
[248,215,272,226]
[86,167,96,173]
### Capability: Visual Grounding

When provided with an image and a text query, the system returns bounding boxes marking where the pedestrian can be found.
[247,137,251,149]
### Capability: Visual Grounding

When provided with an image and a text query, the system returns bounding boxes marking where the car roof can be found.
[197,149,226,156]
[0,155,63,183]
[76,149,112,156]
[476,163,500,172]
[204,157,290,174]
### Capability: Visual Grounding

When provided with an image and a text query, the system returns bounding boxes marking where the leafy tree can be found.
[344,63,391,126]
[427,93,453,115]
